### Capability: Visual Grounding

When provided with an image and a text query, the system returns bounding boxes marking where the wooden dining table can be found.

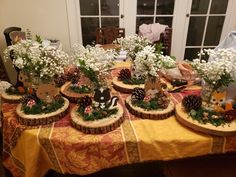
[2,61,236,177]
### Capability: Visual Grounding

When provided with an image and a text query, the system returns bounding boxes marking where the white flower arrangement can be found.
[4,39,70,81]
[72,44,116,87]
[134,45,176,78]
[192,48,236,90]
[113,34,151,59]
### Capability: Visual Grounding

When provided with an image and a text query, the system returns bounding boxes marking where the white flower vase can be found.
[226,82,236,100]
[201,80,214,102]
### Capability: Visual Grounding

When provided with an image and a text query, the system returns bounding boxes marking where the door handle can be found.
[120,14,124,19]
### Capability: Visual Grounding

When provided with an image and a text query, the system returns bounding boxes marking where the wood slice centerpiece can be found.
[175,103,236,136]
[112,77,144,93]
[16,97,69,126]
[125,95,175,120]
[60,82,92,102]
[1,91,22,103]
[71,103,124,134]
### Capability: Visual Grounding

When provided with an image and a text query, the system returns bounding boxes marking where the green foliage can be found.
[189,108,226,127]
[70,85,91,94]
[122,77,145,85]
[134,98,160,111]
[35,35,43,44]
[22,97,65,115]
[77,106,118,121]
[5,86,24,95]
[78,60,99,87]
[154,43,163,54]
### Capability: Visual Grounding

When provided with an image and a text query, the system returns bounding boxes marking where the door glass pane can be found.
[156,0,175,15]
[101,18,119,27]
[186,17,206,46]
[101,0,119,16]
[137,0,155,15]
[191,0,210,14]
[201,47,214,61]
[155,17,173,27]
[136,17,154,33]
[204,16,225,46]
[81,18,99,45]
[184,48,201,60]
[210,0,228,14]
[80,0,99,15]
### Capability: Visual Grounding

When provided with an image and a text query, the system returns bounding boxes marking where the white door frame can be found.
[66,0,236,58]
[172,0,236,60]
[66,0,125,47]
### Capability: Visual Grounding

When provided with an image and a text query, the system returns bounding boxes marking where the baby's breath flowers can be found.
[113,34,151,59]
[4,39,70,81]
[192,48,236,90]
[134,45,176,78]
[191,48,236,102]
[72,44,116,87]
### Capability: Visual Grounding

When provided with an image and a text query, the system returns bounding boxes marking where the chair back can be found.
[9,31,26,45]
[0,56,9,82]
[96,27,125,44]
[3,27,22,46]
[158,27,172,55]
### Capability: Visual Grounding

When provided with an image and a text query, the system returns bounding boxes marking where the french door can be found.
[68,0,124,46]
[66,0,236,59]
[172,0,236,60]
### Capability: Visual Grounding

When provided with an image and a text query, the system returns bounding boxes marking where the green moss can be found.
[122,77,145,85]
[22,97,65,115]
[77,106,118,121]
[189,108,226,127]
[5,86,25,95]
[70,85,91,94]
[133,98,160,111]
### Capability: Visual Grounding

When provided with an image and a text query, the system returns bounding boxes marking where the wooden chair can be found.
[9,31,26,45]
[96,27,125,44]
[3,27,22,46]
[155,27,172,55]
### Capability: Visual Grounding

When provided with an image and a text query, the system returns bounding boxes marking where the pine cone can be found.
[78,96,92,109]
[54,75,67,87]
[21,93,38,105]
[118,69,131,81]
[131,87,145,103]
[157,95,170,109]
[68,68,80,84]
[224,110,236,122]
[182,95,202,112]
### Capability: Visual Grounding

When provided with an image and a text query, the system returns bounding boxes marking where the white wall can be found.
[0,0,71,83]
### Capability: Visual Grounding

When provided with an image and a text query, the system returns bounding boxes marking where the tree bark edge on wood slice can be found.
[16,97,70,126]
[71,104,124,134]
[175,103,236,136]
[125,96,175,120]
[1,91,22,103]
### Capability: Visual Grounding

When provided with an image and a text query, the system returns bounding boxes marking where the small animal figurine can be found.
[36,82,59,103]
[17,71,31,88]
[144,77,166,98]
[210,90,227,112]
[93,87,118,109]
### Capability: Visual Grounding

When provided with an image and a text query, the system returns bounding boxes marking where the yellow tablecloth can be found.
[2,62,236,177]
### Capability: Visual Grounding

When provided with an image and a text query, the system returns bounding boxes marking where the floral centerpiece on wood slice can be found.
[125,45,176,120]
[113,35,163,93]
[3,37,70,126]
[70,45,124,134]
[175,49,236,136]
